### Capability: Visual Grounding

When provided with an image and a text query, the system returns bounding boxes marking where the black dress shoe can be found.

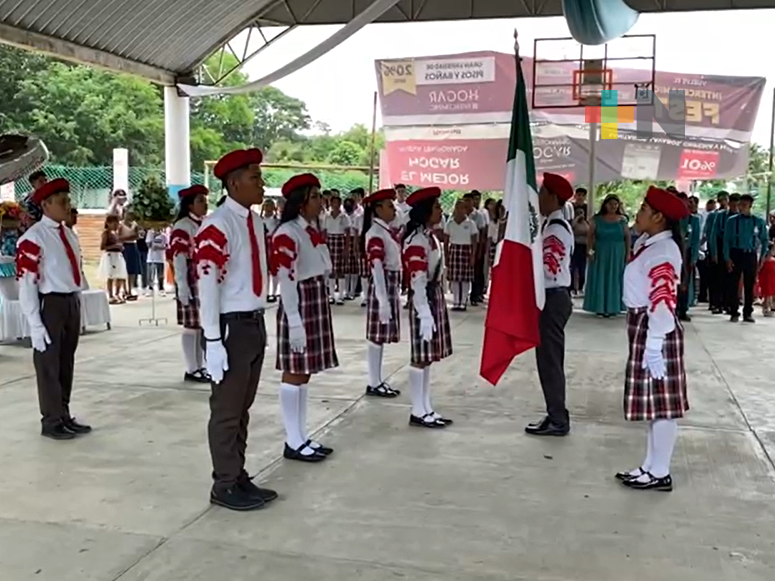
[64,417,92,434]
[730,314,740,323]
[525,416,570,437]
[210,486,266,511]
[238,478,279,503]
[184,369,211,383]
[283,443,327,462]
[678,314,691,322]
[41,423,76,440]
[409,414,446,429]
[304,439,333,456]
[365,383,400,398]
[622,472,673,492]
[429,412,453,425]
[743,316,755,323]
[615,467,645,481]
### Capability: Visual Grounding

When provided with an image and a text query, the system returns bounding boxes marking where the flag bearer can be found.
[616,186,689,492]
[16,178,91,440]
[362,188,402,398]
[525,173,574,437]
[402,186,453,428]
[723,193,769,323]
[195,148,277,511]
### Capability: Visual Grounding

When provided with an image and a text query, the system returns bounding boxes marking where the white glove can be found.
[30,324,51,353]
[642,346,666,380]
[419,315,436,343]
[178,284,191,307]
[205,340,229,384]
[289,323,307,353]
[378,300,392,325]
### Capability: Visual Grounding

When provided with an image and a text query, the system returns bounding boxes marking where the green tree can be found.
[250,86,311,151]
[326,140,365,166]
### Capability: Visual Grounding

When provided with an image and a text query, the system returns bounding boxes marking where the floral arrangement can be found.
[129,174,175,227]
[0,201,21,222]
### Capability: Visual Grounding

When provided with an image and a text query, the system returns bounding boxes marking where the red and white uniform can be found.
[170,214,203,328]
[272,217,337,374]
[195,197,267,340]
[542,210,573,289]
[444,217,477,283]
[365,217,402,344]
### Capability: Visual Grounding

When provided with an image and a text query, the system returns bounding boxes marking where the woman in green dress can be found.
[583,194,630,317]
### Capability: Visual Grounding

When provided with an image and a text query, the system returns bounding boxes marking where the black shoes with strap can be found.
[615,467,645,481]
[409,413,446,429]
[283,442,327,463]
[366,383,400,398]
[184,369,211,383]
[621,471,673,492]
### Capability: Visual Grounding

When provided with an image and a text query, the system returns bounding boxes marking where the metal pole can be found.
[367,91,379,194]
[766,86,775,220]
[587,119,597,217]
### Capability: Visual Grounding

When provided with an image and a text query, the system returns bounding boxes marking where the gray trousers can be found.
[34,293,81,428]
[208,313,267,492]
[535,288,573,425]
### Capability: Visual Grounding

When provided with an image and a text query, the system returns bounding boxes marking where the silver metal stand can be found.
[138,285,167,326]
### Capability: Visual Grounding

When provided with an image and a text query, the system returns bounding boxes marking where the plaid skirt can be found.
[176,260,200,329]
[346,236,368,276]
[447,243,474,282]
[276,274,339,374]
[624,308,688,421]
[366,270,401,344]
[409,282,453,365]
[327,233,347,278]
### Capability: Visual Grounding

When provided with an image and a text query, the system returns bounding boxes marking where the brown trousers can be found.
[33,293,81,428]
[208,313,267,492]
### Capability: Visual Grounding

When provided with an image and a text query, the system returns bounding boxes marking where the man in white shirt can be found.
[16,178,91,440]
[525,173,575,438]
[195,148,277,512]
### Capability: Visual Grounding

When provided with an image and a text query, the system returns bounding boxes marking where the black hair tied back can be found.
[402,198,435,243]
[280,187,310,225]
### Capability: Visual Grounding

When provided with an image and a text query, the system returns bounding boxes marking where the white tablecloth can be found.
[80,289,111,330]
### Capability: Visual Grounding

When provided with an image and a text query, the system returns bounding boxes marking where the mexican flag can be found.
[480,51,544,386]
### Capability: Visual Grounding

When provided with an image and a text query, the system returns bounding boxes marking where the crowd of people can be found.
[4,146,772,510]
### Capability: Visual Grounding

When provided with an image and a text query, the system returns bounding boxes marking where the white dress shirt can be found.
[365,218,402,272]
[542,210,574,289]
[196,196,267,340]
[469,210,486,230]
[16,215,82,327]
[145,229,168,263]
[445,217,477,245]
[403,227,444,319]
[348,212,363,236]
[323,212,350,236]
[623,230,682,347]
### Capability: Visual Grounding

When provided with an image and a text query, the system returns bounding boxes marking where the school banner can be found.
[376,51,765,189]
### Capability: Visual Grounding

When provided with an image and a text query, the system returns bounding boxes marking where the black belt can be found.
[221,309,265,321]
[546,286,570,294]
[40,292,77,297]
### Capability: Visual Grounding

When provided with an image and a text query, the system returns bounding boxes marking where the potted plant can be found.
[0,201,21,230]
[130,175,175,229]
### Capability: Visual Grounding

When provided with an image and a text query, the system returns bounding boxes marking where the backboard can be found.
[531,35,656,109]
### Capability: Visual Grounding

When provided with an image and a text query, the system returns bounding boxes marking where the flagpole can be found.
[367,91,378,193]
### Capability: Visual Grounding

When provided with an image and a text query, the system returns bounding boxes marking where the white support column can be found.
[113,148,128,193]
[164,86,190,199]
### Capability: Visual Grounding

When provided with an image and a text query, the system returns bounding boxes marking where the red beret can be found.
[406,187,441,206]
[281,173,321,198]
[645,186,690,221]
[31,178,69,205]
[364,188,396,205]
[179,184,208,200]
[213,148,263,180]
[542,172,573,203]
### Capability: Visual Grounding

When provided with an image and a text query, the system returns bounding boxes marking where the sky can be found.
[239,9,775,146]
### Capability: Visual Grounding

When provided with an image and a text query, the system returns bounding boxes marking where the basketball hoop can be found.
[573,61,613,107]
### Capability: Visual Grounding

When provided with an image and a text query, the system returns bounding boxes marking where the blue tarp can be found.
[562,0,639,45]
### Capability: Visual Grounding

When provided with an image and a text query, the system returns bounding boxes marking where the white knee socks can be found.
[422,366,434,416]
[628,422,655,477]
[409,367,426,418]
[367,342,383,388]
[280,383,316,456]
[650,419,678,478]
[328,278,336,298]
[270,276,279,296]
[361,277,369,302]
[461,281,471,304]
[337,278,345,300]
[452,283,461,307]
[181,330,199,373]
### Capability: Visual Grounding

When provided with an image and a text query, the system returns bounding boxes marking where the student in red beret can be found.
[193,148,277,512]
[271,173,338,463]
[169,184,210,383]
[525,173,575,437]
[15,178,92,440]
[616,186,689,492]
[362,188,402,398]
[402,186,453,428]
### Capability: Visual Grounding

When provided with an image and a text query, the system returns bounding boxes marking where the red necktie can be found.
[246,213,263,297]
[306,226,324,246]
[58,225,81,287]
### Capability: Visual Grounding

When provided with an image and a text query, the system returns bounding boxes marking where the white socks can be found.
[409,367,426,418]
[361,277,369,303]
[650,419,678,478]
[452,283,461,307]
[328,278,336,298]
[461,281,471,304]
[181,330,199,373]
[280,383,316,456]
[367,341,383,387]
[270,276,279,296]
[422,366,436,417]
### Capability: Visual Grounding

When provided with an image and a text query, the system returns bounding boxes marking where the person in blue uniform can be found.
[723,193,769,323]
[708,192,738,315]
[676,192,700,322]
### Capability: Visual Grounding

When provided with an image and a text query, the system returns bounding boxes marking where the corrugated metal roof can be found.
[1,0,774,82]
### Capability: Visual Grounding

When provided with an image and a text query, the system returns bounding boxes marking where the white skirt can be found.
[99,251,128,281]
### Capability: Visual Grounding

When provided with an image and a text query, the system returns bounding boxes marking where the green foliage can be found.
[130,174,175,223]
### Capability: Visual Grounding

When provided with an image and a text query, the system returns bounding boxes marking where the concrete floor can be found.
[1,295,774,581]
